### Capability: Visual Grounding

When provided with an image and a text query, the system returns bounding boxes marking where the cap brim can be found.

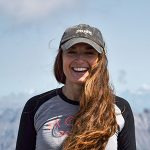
[61,37,103,53]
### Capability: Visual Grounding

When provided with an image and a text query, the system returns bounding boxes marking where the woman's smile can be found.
[72,67,89,72]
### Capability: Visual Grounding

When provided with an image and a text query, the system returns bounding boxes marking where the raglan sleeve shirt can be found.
[15,89,136,150]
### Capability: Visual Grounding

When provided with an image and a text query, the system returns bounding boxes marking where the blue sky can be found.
[0,0,150,104]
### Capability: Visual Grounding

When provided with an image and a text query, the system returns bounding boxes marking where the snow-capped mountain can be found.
[134,109,150,150]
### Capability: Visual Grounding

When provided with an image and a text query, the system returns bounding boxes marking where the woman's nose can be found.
[75,54,85,61]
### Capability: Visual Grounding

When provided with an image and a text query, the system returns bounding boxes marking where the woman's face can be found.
[62,43,99,85]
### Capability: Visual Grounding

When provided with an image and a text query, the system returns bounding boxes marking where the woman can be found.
[16,24,136,150]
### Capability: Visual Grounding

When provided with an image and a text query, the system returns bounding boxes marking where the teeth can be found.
[73,67,88,71]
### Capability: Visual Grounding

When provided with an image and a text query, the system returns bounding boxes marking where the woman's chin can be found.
[65,74,88,86]
[72,78,87,85]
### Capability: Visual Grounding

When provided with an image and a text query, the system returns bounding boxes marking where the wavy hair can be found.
[54,48,118,150]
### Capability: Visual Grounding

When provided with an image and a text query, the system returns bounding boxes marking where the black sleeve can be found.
[116,97,136,150]
[16,97,37,150]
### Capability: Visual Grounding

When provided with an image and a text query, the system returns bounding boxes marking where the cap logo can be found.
[76,29,92,36]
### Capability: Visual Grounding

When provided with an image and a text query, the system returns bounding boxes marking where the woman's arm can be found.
[16,98,37,150]
[117,98,136,150]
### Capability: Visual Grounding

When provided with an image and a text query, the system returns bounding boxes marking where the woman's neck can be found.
[62,84,83,101]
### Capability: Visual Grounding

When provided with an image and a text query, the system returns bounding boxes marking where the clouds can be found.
[117,70,150,94]
[135,84,150,95]
[0,0,123,24]
[0,0,77,23]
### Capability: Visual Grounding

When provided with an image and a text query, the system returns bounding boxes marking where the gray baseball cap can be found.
[60,24,105,53]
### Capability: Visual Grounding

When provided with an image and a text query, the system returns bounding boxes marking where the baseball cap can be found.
[60,24,105,53]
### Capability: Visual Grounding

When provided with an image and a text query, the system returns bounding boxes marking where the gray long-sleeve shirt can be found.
[16,87,136,150]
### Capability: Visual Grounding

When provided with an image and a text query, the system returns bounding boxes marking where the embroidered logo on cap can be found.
[76,29,92,36]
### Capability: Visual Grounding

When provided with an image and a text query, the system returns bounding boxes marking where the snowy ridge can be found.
[134,109,150,150]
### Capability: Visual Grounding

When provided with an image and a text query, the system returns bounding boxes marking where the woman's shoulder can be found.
[22,88,59,113]
[115,95,134,117]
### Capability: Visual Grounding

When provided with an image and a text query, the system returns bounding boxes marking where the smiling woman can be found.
[16,24,136,150]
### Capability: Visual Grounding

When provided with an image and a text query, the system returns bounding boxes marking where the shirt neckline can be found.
[57,87,79,105]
